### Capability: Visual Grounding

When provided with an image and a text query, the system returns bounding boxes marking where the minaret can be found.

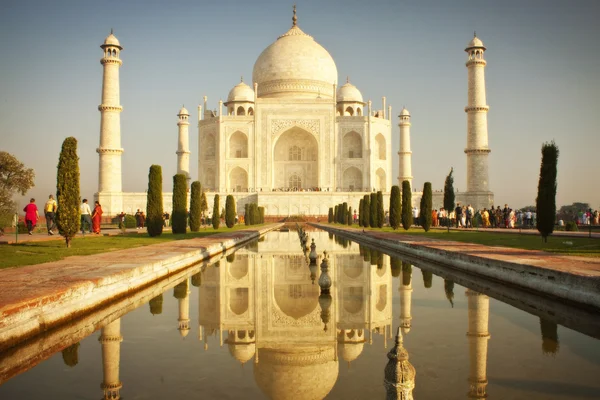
[175,279,191,338]
[398,108,412,188]
[97,30,124,216]
[99,318,123,400]
[399,267,413,335]
[384,327,416,400]
[464,33,493,209]
[176,106,191,184]
[465,289,490,399]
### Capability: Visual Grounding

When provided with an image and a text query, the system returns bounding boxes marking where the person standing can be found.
[23,198,39,235]
[466,204,473,228]
[80,199,92,234]
[92,201,103,234]
[44,194,57,235]
[135,209,142,230]
[455,203,463,228]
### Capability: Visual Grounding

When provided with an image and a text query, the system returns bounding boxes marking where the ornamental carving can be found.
[96,147,124,154]
[464,106,489,112]
[98,105,123,112]
[270,307,321,327]
[271,119,320,137]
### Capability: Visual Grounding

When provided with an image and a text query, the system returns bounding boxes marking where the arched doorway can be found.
[229,131,248,158]
[229,167,248,192]
[273,127,318,190]
[375,134,386,160]
[375,168,386,192]
[342,167,362,191]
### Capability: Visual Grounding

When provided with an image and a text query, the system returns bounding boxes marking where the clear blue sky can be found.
[1,0,599,210]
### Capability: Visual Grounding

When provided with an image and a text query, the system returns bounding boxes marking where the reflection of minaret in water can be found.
[539,317,560,355]
[399,263,413,334]
[174,279,190,337]
[384,327,416,400]
[465,289,490,399]
[99,318,123,400]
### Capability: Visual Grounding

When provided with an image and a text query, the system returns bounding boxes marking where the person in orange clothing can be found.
[432,209,438,227]
[92,201,103,234]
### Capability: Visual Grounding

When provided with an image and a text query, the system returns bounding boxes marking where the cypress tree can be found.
[173,279,189,300]
[422,270,433,288]
[244,203,250,226]
[212,194,220,229]
[369,193,377,227]
[347,204,352,225]
[444,279,455,308]
[342,202,348,225]
[61,343,80,367]
[172,174,188,234]
[249,202,256,225]
[146,165,164,237]
[334,205,339,223]
[55,137,80,248]
[258,206,265,224]
[390,257,401,277]
[363,195,370,228]
[377,191,384,228]
[420,182,433,232]
[443,168,455,231]
[401,262,412,286]
[225,195,236,228]
[536,141,559,242]
[201,192,208,223]
[149,294,163,315]
[401,180,413,230]
[369,249,378,266]
[358,199,364,227]
[189,181,202,232]
[252,203,259,225]
[389,185,401,230]
[328,207,334,223]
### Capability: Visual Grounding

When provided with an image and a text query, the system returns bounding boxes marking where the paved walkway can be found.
[0,224,280,351]
[0,227,171,244]
[429,225,600,238]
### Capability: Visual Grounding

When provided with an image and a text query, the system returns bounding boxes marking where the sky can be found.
[1,0,599,210]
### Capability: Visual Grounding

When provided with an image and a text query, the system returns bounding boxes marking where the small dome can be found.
[102,31,122,49]
[228,342,256,364]
[339,342,365,362]
[399,107,410,117]
[178,106,189,115]
[337,81,363,103]
[179,327,190,338]
[227,80,255,103]
[466,34,485,50]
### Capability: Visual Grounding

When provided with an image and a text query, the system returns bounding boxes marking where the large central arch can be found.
[272,127,318,190]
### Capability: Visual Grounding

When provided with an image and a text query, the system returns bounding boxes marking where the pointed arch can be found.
[345,106,354,116]
[343,131,362,159]
[236,106,245,116]
[343,166,362,191]
[375,168,386,192]
[229,131,248,158]
[229,288,249,315]
[229,167,248,192]
[273,126,318,190]
[375,133,386,160]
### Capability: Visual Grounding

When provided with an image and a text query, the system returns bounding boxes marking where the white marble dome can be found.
[337,81,363,103]
[102,32,121,48]
[399,107,410,117]
[252,25,338,99]
[227,80,255,103]
[178,106,189,115]
[466,35,485,49]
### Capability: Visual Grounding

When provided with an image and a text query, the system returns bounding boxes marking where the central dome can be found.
[252,19,338,99]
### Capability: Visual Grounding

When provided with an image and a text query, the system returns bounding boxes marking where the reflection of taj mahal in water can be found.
[95,6,494,216]
[95,232,492,399]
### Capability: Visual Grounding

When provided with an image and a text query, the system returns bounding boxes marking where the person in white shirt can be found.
[80,199,92,234]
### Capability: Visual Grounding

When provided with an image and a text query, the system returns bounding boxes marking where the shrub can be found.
[258,206,265,224]
[225,195,236,228]
[212,194,220,229]
[420,182,433,232]
[334,205,338,224]
[377,191,384,228]
[401,180,413,230]
[565,221,578,231]
[342,202,348,225]
[55,137,80,247]
[172,174,188,234]
[536,141,559,242]
[124,214,136,228]
[369,193,377,228]
[363,195,370,227]
[389,186,401,230]
[328,207,334,223]
[443,168,455,229]
[146,165,164,237]
[189,181,202,231]
[252,203,259,225]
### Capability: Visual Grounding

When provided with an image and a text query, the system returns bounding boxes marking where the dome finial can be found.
[240,75,244,83]
[111,28,113,35]
[346,76,349,84]
[292,4,297,26]
[474,30,477,38]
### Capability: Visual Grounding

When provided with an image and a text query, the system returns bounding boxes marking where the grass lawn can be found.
[0,224,264,269]
[328,224,600,258]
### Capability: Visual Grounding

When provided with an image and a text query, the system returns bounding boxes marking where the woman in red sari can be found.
[92,201,103,234]
[23,198,39,235]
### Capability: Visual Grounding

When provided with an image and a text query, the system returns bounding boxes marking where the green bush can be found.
[146,165,164,237]
[225,195,236,228]
[212,194,220,229]
[251,203,259,225]
[565,221,578,231]
[390,257,401,277]
[55,137,80,247]
[172,174,188,234]
[189,181,202,232]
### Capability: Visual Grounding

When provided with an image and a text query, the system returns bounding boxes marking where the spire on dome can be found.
[346,76,349,83]
[111,28,114,34]
[240,75,244,83]
[292,4,297,27]
[474,31,477,37]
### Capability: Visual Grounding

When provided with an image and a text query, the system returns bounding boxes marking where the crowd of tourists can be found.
[428,203,536,229]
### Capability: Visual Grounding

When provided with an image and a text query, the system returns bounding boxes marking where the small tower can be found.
[465,289,490,399]
[399,265,413,335]
[175,279,191,337]
[384,327,416,399]
[398,108,412,188]
[464,33,493,209]
[97,30,124,216]
[99,318,123,400]
[176,105,191,184]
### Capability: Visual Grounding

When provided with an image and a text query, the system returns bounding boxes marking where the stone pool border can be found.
[313,223,600,311]
[0,224,282,352]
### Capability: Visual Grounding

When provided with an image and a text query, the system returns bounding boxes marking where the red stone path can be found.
[430,225,600,238]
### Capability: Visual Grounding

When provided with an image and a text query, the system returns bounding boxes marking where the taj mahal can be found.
[95,7,493,217]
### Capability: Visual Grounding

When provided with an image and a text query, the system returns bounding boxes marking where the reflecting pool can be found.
[1,230,600,399]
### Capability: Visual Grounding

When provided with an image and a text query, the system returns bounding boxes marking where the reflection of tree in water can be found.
[362,246,371,262]
[540,318,560,355]
[149,293,163,315]
[328,232,334,240]
[226,253,236,263]
[191,272,202,287]
[390,257,401,277]
[62,342,80,367]
[369,249,379,266]
[173,279,189,300]
[444,279,454,308]
[401,262,412,286]
[422,270,433,288]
